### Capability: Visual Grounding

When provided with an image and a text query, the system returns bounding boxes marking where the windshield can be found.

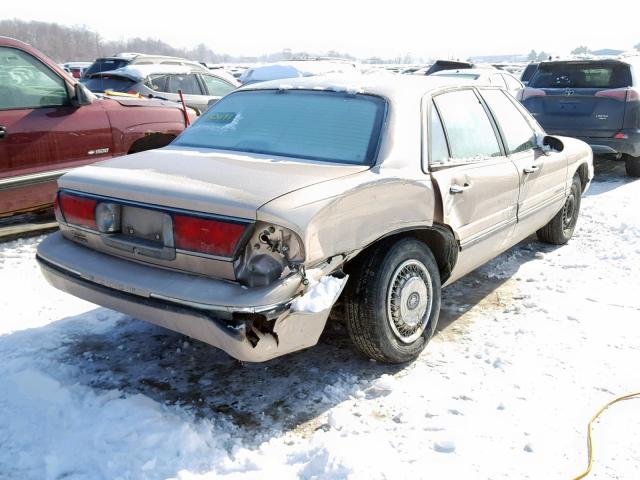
[82,75,136,93]
[529,62,632,89]
[83,58,130,77]
[173,90,386,165]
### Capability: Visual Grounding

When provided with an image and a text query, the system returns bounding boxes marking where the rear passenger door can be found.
[427,88,520,282]
[479,88,567,239]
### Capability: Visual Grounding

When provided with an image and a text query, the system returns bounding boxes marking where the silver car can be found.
[37,75,593,363]
[82,65,239,113]
[431,67,524,97]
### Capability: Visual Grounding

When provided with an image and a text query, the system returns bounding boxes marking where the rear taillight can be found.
[58,191,97,229]
[173,214,247,258]
[519,87,546,102]
[595,88,640,102]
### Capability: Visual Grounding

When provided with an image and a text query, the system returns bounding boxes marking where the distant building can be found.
[590,48,625,56]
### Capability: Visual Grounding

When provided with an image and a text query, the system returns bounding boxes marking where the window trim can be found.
[0,46,72,111]
[479,87,546,157]
[427,87,506,170]
[478,87,539,156]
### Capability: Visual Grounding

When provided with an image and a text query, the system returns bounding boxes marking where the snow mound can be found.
[434,440,456,453]
[290,275,346,313]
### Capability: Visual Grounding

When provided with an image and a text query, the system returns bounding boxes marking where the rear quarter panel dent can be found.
[258,174,437,266]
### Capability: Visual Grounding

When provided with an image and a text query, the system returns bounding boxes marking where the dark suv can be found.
[520,59,640,176]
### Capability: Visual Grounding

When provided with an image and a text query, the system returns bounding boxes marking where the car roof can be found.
[432,68,504,77]
[89,64,238,84]
[538,58,640,67]
[238,72,472,99]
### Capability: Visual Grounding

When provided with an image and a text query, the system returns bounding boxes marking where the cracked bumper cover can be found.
[37,232,342,362]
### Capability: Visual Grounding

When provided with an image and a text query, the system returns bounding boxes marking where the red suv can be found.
[0,37,194,217]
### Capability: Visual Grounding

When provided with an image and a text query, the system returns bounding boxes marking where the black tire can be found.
[623,154,640,177]
[536,174,582,245]
[344,238,441,363]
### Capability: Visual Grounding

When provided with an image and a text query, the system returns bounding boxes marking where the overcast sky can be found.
[3,1,639,59]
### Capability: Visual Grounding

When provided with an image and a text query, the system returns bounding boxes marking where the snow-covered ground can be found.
[1,159,639,480]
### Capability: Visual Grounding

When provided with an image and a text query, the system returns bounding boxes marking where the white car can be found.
[431,68,524,97]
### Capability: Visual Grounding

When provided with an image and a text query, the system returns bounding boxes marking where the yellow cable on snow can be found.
[572,391,640,480]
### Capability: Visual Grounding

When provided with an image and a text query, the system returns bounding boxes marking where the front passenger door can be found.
[0,46,112,216]
[428,89,520,284]
[479,88,567,242]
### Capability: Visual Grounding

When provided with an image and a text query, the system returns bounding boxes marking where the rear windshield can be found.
[426,61,473,75]
[83,58,130,77]
[173,90,386,165]
[82,75,136,93]
[529,62,632,89]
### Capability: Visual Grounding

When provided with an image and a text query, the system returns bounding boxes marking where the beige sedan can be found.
[37,74,593,363]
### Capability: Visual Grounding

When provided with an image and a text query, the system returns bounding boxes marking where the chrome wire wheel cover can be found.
[386,259,434,344]
[562,190,577,231]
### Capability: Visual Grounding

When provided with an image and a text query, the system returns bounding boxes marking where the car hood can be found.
[97,95,182,109]
[58,146,370,219]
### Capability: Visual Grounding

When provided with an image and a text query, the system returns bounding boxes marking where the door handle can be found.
[0,126,6,139]
[523,165,539,174]
[449,184,469,194]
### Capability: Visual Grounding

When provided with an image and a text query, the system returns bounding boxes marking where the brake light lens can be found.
[520,88,546,102]
[58,191,97,229]
[173,214,247,257]
[595,88,640,102]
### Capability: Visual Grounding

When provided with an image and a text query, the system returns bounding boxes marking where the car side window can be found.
[481,89,537,154]
[429,103,450,164]
[0,47,69,110]
[433,89,502,161]
[145,74,169,92]
[201,75,235,97]
[166,74,203,95]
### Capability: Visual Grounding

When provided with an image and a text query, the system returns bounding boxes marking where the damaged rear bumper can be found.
[36,232,345,362]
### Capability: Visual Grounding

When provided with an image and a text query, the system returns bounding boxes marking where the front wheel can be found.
[344,238,441,363]
[623,154,640,177]
[536,174,582,245]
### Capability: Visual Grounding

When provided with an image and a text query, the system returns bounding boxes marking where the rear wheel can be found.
[536,174,582,245]
[344,238,441,363]
[623,154,640,177]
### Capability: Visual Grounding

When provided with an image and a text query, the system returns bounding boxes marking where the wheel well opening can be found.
[576,163,589,192]
[128,133,175,154]
[346,226,459,284]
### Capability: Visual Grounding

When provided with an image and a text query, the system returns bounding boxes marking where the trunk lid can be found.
[523,60,632,138]
[58,146,369,220]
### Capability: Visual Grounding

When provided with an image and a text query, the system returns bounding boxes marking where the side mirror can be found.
[207,99,218,107]
[537,134,564,154]
[72,83,93,107]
